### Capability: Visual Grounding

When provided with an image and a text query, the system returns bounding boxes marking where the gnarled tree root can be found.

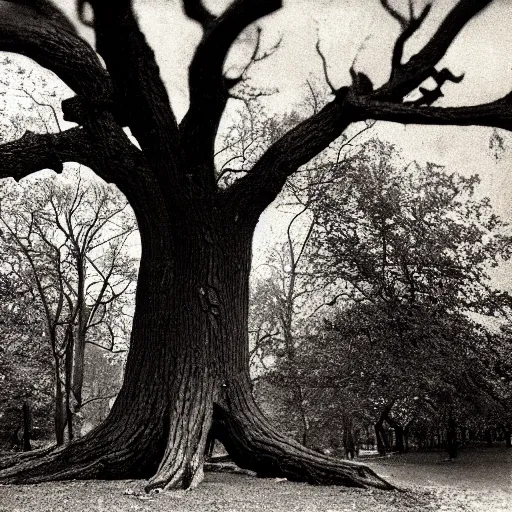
[0,410,167,485]
[0,386,394,492]
[211,385,395,490]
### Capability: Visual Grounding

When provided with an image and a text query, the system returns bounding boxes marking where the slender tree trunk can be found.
[485,428,493,447]
[296,384,310,447]
[54,361,65,447]
[404,422,412,452]
[65,328,75,442]
[22,402,32,453]
[71,306,89,413]
[504,427,512,448]
[385,413,404,454]
[375,405,392,456]
[342,415,356,459]
[394,426,404,453]
[375,423,387,456]
[446,414,458,459]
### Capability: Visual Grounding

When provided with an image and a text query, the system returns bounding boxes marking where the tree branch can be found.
[222,0,500,226]
[0,1,111,106]
[0,128,87,182]
[80,393,118,408]
[377,0,493,101]
[349,92,512,131]
[84,1,181,181]
[180,0,282,192]
[221,90,352,224]
[315,38,337,94]
[183,0,216,29]
[380,0,432,76]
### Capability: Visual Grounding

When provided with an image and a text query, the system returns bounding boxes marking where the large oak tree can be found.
[0,0,511,492]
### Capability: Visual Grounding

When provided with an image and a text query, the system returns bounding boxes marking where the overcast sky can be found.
[13,0,512,287]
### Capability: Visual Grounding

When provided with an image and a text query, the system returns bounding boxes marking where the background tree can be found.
[0,170,137,445]
[0,0,511,492]
[0,271,53,450]
[286,143,512,456]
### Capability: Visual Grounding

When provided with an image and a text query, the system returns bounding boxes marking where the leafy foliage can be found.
[253,140,512,450]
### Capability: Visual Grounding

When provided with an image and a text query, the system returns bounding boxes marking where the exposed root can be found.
[144,373,215,492]
[0,446,55,472]
[213,383,396,491]
[0,411,166,485]
[0,445,106,484]
[0,381,393,493]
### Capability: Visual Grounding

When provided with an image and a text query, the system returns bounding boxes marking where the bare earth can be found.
[0,446,510,512]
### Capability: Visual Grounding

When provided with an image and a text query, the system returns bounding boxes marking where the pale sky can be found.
[6,0,512,287]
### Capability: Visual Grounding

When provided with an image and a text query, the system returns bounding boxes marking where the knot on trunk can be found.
[198,285,221,316]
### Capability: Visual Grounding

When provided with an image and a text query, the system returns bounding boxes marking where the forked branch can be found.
[380,0,432,75]
[315,38,337,94]
[180,0,282,190]
[378,0,493,100]
[183,0,216,29]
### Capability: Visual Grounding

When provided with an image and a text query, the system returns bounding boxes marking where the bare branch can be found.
[81,393,118,408]
[226,27,282,91]
[378,0,492,100]
[349,92,512,131]
[380,0,409,29]
[315,38,337,94]
[183,0,216,29]
[385,1,432,76]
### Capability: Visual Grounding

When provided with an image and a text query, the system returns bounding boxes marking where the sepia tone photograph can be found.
[0,0,511,510]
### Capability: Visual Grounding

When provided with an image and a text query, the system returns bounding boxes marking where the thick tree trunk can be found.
[0,210,392,491]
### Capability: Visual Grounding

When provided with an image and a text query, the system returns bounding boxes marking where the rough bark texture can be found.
[0,0,510,494]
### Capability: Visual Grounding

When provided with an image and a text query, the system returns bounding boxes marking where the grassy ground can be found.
[0,446,510,511]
